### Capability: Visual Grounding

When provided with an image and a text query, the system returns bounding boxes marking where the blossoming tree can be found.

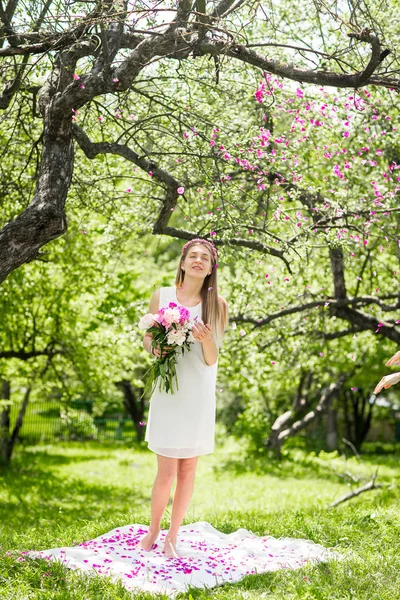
[0,0,398,284]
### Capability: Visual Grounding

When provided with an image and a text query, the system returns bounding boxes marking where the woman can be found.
[139,238,228,558]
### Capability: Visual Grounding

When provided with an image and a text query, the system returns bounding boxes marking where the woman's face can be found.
[182,244,213,279]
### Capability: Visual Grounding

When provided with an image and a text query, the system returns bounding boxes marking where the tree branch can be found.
[233,293,400,342]
[211,0,245,19]
[72,125,293,269]
[72,124,181,190]
[154,226,291,268]
[277,376,347,442]
[196,32,395,90]
[328,469,386,508]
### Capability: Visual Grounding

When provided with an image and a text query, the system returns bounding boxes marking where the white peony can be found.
[138,313,156,330]
[166,329,187,346]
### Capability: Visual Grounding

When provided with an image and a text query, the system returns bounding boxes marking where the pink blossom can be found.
[255,81,265,103]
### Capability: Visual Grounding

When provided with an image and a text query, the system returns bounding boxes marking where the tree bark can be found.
[9,386,31,456]
[0,381,32,465]
[341,389,375,452]
[115,380,145,441]
[326,405,338,451]
[0,113,72,283]
[268,377,346,457]
[0,379,11,465]
[330,247,347,300]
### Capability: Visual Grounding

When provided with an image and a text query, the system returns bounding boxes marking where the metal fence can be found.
[11,400,137,443]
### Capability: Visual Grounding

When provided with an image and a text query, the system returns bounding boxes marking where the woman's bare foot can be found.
[163,536,179,558]
[138,528,160,551]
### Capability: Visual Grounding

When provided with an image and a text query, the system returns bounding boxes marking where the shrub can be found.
[57,408,98,441]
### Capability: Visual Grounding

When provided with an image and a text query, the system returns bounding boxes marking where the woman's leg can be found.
[139,455,178,551]
[164,456,199,557]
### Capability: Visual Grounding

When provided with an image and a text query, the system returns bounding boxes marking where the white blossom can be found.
[138,313,156,330]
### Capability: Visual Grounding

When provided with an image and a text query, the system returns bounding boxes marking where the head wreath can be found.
[181,238,218,262]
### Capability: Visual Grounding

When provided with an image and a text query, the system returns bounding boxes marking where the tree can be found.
[0,0,399,284]
[0,217,162,462]
[1,1,400,459]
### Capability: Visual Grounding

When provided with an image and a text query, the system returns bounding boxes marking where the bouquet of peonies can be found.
[139,302,197,395]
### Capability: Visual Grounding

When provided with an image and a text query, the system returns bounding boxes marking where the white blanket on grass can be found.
[29,521,338,597]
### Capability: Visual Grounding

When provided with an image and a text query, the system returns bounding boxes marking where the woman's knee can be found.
[156,456,177,485]
[177,457,198,481]
[156,471,176,487]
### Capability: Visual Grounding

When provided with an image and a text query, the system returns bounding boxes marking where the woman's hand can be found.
[192,322,212,344]
[385,351,400,367]
[373,373,400,394]
[152,344,173,358]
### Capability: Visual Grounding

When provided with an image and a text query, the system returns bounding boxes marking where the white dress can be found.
[145,286,218,458]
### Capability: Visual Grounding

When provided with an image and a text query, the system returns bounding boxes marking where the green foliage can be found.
[1,4,400,455]
[56,408,98,441]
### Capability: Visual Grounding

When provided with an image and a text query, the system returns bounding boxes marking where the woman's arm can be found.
[143,289,160,356]
[200,333,218,366]
[219,297,229,332]
[195,297,229,366]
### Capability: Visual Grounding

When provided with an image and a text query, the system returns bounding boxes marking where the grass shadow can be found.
[214,452,344,484]
[0,448,148,549]
[215,445,400,486]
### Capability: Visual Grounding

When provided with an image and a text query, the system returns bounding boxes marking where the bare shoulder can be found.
[148,288,161,313]
[218,295,228,309]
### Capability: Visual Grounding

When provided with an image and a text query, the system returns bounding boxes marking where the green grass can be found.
[1,438,400,599]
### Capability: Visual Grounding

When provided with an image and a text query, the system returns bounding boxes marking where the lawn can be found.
[1,437,400,599]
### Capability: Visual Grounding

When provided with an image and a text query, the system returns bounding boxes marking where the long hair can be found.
[175,240,228,347]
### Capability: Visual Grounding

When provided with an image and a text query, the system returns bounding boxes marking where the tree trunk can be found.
[267,376,347,457]
[326,405,338,451]
[0,97,73,283]
[115,380,145,441]
[341,389,375,452]
[0,381,32,465]
[0,379,11,465]
[9,386,31,455]
[329,247,347,300]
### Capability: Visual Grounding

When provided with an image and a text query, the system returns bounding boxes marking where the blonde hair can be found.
[175,240,228,347]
